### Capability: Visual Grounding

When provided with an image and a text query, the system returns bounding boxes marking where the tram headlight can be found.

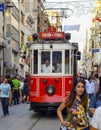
[46,85,56,95]
[43,79,47,84]
[55,78,59,83]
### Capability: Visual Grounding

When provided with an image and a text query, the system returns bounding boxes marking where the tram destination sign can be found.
[39,32,65,39]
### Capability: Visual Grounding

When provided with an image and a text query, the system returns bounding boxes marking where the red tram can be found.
[28,27,79,112]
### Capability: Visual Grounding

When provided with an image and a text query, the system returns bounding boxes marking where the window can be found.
[41,51,51,73]
[33,50,38,74]
[65,50,69,74]
[52,51,62,73]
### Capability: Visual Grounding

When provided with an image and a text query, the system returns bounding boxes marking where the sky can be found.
[62,15,93,43]
[45,0,94,47]
[45,0,62,1]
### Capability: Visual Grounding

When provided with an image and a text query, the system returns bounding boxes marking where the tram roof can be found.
[28,40,78,50]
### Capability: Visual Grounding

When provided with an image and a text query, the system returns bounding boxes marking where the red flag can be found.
[96,17,101,22]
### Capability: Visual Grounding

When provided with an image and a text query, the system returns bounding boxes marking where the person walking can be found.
[6,75,14,106]
[22,75,29,103]
[93,74,100,94]
[0,78,11,116]
[19,78,24,102]
[89,77,101,117]
[57,79,89,130]
[86,76,94,100]
[12,76,20,105]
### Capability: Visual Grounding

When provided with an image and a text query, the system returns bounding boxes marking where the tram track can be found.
[28,112,47,130]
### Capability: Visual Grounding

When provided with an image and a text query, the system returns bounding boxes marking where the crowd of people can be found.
[0,75,29,116]
[0,72,101,129]
[57,73,101,130]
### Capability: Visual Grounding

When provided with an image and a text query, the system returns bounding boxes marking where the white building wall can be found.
[23,0,38,75]
[0,12,3,43]
[11,16,19,30]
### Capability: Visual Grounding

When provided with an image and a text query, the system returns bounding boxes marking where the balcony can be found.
[0,42,7,48]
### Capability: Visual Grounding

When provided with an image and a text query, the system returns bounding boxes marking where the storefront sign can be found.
[92,49,100,53]
[0,4,4,12]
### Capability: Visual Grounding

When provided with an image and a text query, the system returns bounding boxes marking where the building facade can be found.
[0,0,61,77]
[90,0,101,76]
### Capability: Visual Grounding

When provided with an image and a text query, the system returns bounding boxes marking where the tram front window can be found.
[41,51,62,73]
[52,51,62,73]
[41,52,55,73]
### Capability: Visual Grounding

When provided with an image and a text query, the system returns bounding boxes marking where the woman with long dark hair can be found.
[57,79,89,130]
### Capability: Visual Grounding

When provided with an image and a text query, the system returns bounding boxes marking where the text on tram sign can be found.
[39,32,64,39]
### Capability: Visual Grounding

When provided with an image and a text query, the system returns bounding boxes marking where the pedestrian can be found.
[22,75,29,103]
[6,75,14,106]
[85,76,94,100]
[12,76,20,105]
[89,106,101,130]
[57,79,89,130]
[19,78,24,102]
[89,76,101,117]
[93,74,100,94]
[0,78,11,116]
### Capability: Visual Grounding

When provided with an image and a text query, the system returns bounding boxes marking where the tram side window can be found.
[29,50,32,74]
[71,50,73,74]
[52,51,62,73]
[41,52,53,73]
[65,50,69,74]
[33,50,38,74]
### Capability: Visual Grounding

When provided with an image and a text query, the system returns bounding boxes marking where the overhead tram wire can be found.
[42,0,94,16]
[8,0,94,16]
[7,1,95,17]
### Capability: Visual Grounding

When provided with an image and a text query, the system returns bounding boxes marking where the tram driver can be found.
[41,59,55,73]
